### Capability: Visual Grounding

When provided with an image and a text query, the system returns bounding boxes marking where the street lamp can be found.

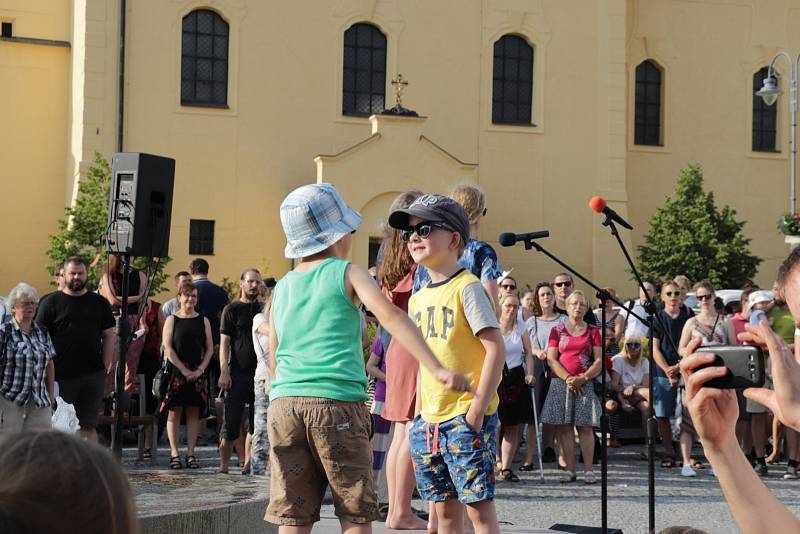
[756,51,798,214]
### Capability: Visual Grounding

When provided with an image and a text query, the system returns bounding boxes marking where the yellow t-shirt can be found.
[409,269,500,423]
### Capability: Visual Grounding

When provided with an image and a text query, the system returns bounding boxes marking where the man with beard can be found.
[36,256,115,442]
[218,268,263,474]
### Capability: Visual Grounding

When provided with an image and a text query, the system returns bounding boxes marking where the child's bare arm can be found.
[465,327,505,431]
[365,353,386,382]
[347,264,471,392]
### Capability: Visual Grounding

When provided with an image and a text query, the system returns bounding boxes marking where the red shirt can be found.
[731,313,748,344]
[549,324,601,376]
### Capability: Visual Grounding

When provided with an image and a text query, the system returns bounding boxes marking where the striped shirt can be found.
[0,319,56,407]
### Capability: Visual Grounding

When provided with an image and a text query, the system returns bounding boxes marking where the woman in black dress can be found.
[161,282,213,470]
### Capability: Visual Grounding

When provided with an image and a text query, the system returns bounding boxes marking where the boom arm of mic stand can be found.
[525,238,648,324]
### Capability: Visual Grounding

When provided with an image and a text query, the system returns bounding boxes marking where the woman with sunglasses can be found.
[523,282,567,468]
[541,290,603,484]
[496,293,535,482]
[607,336,650,435]
[677,280,736,477]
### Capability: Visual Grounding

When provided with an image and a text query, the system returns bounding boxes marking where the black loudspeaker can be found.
[550,525,623,534]
[108,152,175,257]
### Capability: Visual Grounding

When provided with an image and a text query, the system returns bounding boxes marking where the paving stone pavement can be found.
[126,443,800,533]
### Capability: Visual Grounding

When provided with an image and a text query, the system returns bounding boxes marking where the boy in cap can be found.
[389,194,505,534]
[266,184,470,532]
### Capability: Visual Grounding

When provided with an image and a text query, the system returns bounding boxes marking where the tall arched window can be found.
[342,23,386,116]
[753,67,778,152]
[634,60,662,146]
[492,34,534,125]
[181,9,229,107]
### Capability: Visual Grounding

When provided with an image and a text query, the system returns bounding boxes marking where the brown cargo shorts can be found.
[265,396,379,526]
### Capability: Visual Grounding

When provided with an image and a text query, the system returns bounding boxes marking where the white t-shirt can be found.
[252,312,270,381]
[624,300,649,339]
[502,321,527,369]
[611,354,649,387]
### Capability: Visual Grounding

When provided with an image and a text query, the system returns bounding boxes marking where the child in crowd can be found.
[389,194,505,534]
[366,331,392,505]
[266,184,470,532]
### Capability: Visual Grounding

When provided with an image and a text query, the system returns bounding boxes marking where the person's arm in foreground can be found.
[466,327,505,431]
[348,264,470,392]
[681,330,800,534]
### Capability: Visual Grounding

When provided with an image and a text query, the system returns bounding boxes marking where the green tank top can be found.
[269,257,367,402]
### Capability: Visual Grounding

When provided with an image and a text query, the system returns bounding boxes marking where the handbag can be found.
[152,355,172,400]
[498,364,526,406]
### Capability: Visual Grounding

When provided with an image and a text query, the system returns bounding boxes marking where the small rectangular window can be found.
[1,22,13,38]
[189,219,215,255]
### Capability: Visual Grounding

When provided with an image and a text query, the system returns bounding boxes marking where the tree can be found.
[46,152,171,294]
[637,162,761,288]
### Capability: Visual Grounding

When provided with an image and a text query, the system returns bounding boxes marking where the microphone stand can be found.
[111,254,131,459]
[516,237,648,534]
[597,216,680,534]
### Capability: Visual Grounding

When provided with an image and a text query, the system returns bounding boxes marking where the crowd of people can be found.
[2,181,800,534]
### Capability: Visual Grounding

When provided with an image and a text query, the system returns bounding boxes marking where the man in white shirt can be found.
[624,281,657,340]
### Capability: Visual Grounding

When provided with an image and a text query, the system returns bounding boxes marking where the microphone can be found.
[589,196,633,230]
[498,230,549,247]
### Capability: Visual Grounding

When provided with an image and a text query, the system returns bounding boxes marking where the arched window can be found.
[181,9,229,107]
[634,60,662,146]
[753,67,778,152]
[492,35,534,125]
[342,23,386,116]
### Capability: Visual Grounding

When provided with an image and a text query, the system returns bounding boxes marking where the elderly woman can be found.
[540,290,603,484]
[0,283,56,433]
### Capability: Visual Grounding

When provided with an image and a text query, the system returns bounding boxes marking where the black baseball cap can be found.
[388,194,470,247]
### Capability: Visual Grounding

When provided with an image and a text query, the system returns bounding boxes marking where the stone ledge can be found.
[138,497,276,534]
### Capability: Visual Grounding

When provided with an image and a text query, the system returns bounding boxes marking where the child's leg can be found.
[278,527,313,534]
[339,520,373,533]
[465,501,500,534]
[386,422,427,530]
[435,501,465,534]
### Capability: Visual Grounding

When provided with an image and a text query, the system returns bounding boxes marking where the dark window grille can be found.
[492,34,534,125]
[342,23,386,116]
[189,220,215,255]
[753,67,778,152]
[634,60,662,146]
[181,10,229,107]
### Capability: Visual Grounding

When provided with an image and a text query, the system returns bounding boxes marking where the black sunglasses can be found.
[696,294,714,301]
[401,222,451,242]
[482,207,488,217]
[501,284,517,290]
[626,342,642,348]
[554,281,573,288]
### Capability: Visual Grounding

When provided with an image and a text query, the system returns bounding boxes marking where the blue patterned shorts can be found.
[409,412,498,504]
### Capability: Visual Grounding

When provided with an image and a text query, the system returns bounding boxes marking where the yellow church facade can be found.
[0,0,795,297]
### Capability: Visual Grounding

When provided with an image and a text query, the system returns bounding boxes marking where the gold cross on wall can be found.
[391,74,408,108]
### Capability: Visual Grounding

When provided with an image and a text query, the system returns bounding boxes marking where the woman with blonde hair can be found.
[412,184,503,312]
[540,290,603,484]
[607,335,651,435]
[380,190,429,530]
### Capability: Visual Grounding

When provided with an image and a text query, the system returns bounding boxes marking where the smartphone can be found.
[695,345,765,389]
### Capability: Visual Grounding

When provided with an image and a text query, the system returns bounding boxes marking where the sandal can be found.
[169,455,182,470]
[185,455,200,469]
[559,471,577,483]
[691,458,706,470]
[519,463,535,472]
[143,448,152,460]
[499,469,520,482]
[584,471,597,485]
[661,456,675,468]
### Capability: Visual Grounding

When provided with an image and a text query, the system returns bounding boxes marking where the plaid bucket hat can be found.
[279,183,362,259]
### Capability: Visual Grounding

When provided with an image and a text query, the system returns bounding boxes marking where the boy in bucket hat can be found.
[265,184,470,530]
[389,194,505,533]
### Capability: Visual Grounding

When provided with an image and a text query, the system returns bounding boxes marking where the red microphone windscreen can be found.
[589,196,607,213]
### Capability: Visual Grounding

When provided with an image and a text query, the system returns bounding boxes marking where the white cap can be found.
[747,290,774,311]
[497,269,514,283]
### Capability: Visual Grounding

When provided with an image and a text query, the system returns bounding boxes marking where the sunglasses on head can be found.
[696,293,714,301]
[554,281,572,288]
[664,291,681,297]
[400,222,451,242]
[482,207,488,217]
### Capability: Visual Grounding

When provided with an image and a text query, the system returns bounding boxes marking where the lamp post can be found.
[756,51,798,214]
